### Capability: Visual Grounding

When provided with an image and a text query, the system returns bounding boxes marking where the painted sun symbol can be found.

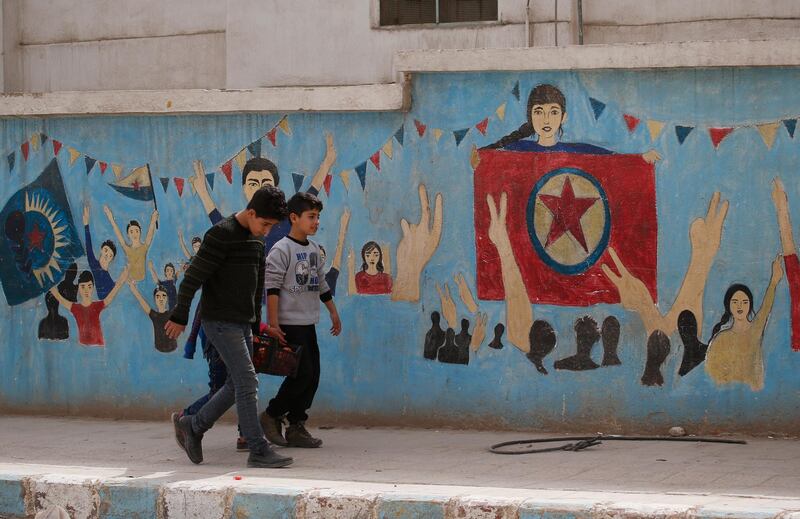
[25,191,67,286]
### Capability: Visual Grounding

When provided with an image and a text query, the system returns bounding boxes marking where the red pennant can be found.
[98,161,108,175]
[221,161,233,184]
[475,118,489,135]
[414,119,427,137]
[174,177,185,196]
[370,151,381,170]
[323,174,332,196]
[52,140,62,156]
[266,128,277,146]
[708,127,734,149]
[21,142,29,161]
[623,114,640,132]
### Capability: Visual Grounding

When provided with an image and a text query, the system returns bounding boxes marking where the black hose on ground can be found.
[489,434,747,455]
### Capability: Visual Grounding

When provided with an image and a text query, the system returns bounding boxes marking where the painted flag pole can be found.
[146,164,158,229]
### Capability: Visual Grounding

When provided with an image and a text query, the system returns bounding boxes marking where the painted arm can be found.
[435,282,457,330]
[753,256,783,335]
[103,267,129,306]
[144,210,158,248]
[332,208,350,270]
[308,133,337,193]
[486,193,532,353]
[48,286,72,311]
[454,272,479,314]
[382,242,392,277]
[147,260,159,284]
[347,248,357,295]
[772,177,800,351]
[127,280,150,315]
[103,205,126,250]
[772,178,797,256]
[178,229,192,260]
[189,160,218,217]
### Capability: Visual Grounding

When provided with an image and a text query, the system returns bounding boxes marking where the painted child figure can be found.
[127,281,179,353]
[261,192,342,448]
[148,260,179,310]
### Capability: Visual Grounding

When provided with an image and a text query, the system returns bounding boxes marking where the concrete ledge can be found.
[394,38,800,73]
[0,83,409,117]
[3,471,800,519]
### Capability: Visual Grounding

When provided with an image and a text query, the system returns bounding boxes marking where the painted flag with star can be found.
[107,165,155,201]
[0,158,84,305]
[474,150,657,306]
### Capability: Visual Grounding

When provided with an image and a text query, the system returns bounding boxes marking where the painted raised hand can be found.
[642,149,662,164]
[601,247,661,336]
[454,272,478,314]
[470,312,488,352]
[689,192,729,269]
[436,282,457,330]
[82,201,90,226]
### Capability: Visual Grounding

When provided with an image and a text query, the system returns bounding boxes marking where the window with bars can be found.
[379,0,497,26]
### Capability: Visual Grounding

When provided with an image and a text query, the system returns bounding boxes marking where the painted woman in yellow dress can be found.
[705,256,783,391]
[102,205,158,282]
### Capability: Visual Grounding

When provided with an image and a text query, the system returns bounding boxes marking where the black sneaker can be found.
[259,412,288,447]
[285,421,323,448]
[171,412,184,450]
[247,446,293,468]
[236,437,248,452]
[177,415,204,464]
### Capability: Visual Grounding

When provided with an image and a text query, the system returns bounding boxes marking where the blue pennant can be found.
[292,173,304,193]
[589,98,606,120]
[394,125,404,146]
[40,133,48,146]
[7,152,14,172]
[784,119,797,138]
[159,177,170,193]
[84,156,97,175]
[675,125,694,145]
[453,128,470,146]
[205,173,215,190]
[511,81,520,101]
[355,162,367,190]
[247,140,262,158]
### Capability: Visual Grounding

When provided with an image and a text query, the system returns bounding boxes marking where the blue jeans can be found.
[191,320,268,453]
[184,343,227,416]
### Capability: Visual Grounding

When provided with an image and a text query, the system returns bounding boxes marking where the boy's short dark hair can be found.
[153,284,168,297]
[242,157,280,187]
[288,192,323,216]
[164,262,175,273]
[78,270,94,285]
[126,220,141,232]
[190,236,201,245]
[247,185,288,220]
[100,240,117,257]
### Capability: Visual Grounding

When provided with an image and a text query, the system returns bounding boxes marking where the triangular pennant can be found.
[39,133,48,146]
[52,140,62,156]
[511,81,520,101]
[235,149,247,171]
[370,151,381,170]
[340,170,351,191]
[68,147,80,166]
[414,119,427,137]
[30,133,40,151]
[7,152,14,172]
[757,122,780,150]
[159,177,170,193]
[278,117,291,135]
[432,128,443,142]
[589,97,606,120]
[646,120,665,142]
[355,162,367,190]
[453,128,470,146]
[675,125,694,145]
[98,161,108,175]
[266,128,278,146]
[382,139,393,159]
[496,102,507,121]
[221,161,233,184]
[783,119,797,138]
[393,126,404,146]
[205,172,215,190]
[84,156,97,175]
[623,114,640,132]
[323,174,332,196]
[174,177,185,197]
[475,118,489,135]
[21,142,30,161]
[708,127,734,149]
[292,173,304,193]
[470,144,480,169]
[247,140,262,158]
[111,164,123,179]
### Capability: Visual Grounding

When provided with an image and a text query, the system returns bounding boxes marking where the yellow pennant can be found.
[235,149,247,171]
[646,120,665,142]
[496,103,507,121]
[278,117,292,136]
[470,144,480,169]
[68,147,81,166]
[111,164,123,179]
[30,133,40,151]
[382,139,393,159]
[340,170,351,191]
[757,122,780,150]
[432,128,443,142]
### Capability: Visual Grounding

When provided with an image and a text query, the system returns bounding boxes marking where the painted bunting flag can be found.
[108,165,155,201]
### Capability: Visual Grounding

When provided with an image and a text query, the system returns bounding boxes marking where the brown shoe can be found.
[236,436,248,452]
[285,421,322,448]
[260,411,288,447]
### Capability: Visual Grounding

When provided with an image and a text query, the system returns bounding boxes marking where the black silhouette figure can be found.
[526,320,556,374]
[423,311,446,360]
[554,316,600,371]
[677,310,708,376]
[454,318,472,365]
[488,323,505,350]
[438,328,466,365]
[38,263,78,341]
[641,330,670,386]
[601,316,621,366]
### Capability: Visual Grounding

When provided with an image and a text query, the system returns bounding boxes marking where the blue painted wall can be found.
[2,67,800,433]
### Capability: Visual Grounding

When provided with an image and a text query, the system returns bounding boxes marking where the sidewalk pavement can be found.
[1,416,799,518]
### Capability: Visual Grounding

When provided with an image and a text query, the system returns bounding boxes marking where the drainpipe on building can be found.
[577,0,584,44]
[526,0,532,47]
[554,0,558,46]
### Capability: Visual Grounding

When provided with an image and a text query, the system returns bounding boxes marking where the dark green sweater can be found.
[170,215,265,327]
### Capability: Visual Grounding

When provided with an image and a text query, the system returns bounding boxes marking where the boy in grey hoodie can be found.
[261,192,342,448]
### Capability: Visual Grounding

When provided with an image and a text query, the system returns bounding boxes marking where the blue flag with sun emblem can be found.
[0,158,84,305]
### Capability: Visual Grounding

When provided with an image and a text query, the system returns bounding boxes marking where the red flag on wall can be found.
[473,150,657,306]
